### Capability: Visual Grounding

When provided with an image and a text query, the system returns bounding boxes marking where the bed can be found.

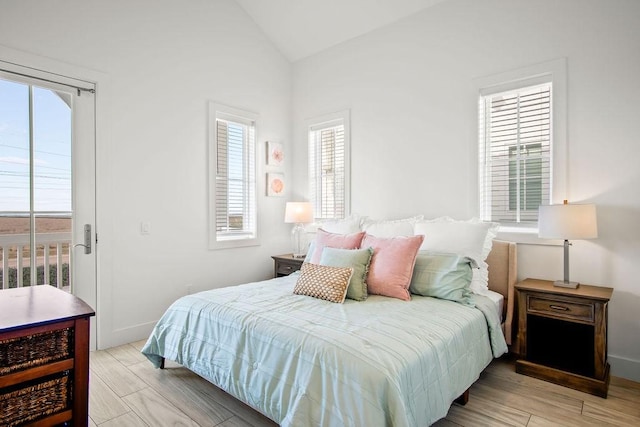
[142,240,517,426]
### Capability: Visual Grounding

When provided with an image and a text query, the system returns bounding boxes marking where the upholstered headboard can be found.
[486,240,517,346]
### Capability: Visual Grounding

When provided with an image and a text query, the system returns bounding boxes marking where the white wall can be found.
[0,0,293,348]
[292,0,640,380]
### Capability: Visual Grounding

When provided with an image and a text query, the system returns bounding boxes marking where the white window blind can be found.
[309,118,347,220]
[209,103,257,248]
[479,83,552,224]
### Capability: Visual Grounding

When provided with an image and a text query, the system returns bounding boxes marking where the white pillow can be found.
[305,214,365,234]
[414,217,498,265]
[470,261,491,296]
[361,215,423,237]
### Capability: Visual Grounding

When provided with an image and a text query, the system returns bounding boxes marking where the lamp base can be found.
[291,223,308,259]
[553,280,580,289]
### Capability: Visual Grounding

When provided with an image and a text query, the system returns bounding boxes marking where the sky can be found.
[0,77,72,213]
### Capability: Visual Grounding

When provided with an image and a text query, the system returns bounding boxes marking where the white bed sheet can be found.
[485,289,504,321]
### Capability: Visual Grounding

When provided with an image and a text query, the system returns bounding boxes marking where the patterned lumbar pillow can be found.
[294,263,354,303]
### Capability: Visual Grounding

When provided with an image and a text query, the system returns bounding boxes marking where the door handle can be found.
[73,224,92,254]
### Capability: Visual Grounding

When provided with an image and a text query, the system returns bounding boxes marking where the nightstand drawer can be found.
[272,254,305,277]
[277,260,303,276]
[528,295,594,323]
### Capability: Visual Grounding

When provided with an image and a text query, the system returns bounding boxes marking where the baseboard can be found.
[99,320,158,350]
[610,354,640,382]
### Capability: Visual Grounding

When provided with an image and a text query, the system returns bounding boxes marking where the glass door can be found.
[0,69,96,343]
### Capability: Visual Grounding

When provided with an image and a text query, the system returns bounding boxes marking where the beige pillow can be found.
[294,263,353,304]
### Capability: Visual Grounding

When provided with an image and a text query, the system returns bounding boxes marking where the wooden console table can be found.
[0,285,95,426]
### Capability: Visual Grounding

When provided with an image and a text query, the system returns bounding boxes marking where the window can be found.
[209,103,257,249]
[308,110,350,220]
[476,58,567,229]
[480,84,551,224]
[508,143,544,211]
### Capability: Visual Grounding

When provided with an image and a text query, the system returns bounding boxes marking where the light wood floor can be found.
[90,340,640,426]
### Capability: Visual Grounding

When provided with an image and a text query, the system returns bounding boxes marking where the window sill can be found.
[496,226,548,245]
[209,237,260,250]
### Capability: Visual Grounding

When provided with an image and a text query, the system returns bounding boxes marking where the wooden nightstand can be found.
[515,278,613,397]
[272,254,305,277]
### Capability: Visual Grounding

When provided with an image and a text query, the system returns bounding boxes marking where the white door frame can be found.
[0,44,113,350]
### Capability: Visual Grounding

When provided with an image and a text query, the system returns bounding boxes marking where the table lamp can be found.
[284,202,314,258]
[538,200,598,288]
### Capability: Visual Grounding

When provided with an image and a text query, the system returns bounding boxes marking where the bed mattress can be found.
[142,274,507,427]
[485,289,505,321]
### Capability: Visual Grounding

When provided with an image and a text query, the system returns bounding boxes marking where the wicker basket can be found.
[0,327,72,375]
[0,372,71,426]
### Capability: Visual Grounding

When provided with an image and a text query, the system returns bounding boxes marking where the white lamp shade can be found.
[538,203,598,240]
[284,202,313,224]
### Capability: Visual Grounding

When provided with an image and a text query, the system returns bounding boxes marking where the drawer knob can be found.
[550,304,569,311]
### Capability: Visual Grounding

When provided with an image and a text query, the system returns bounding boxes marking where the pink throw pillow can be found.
[309,229,366,264]
[363,234,425,301]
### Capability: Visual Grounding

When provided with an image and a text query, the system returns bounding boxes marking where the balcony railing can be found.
[0,232,71,290]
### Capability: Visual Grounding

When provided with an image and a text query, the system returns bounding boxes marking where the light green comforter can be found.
[142,274,507,426]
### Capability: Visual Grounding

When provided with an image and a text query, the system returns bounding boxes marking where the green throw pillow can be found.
[409,252,474,306]
[319,247,373,301]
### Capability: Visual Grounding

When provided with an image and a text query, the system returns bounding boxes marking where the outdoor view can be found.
[0,76,72,289]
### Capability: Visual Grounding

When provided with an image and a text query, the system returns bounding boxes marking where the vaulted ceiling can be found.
[234,0,448,62]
